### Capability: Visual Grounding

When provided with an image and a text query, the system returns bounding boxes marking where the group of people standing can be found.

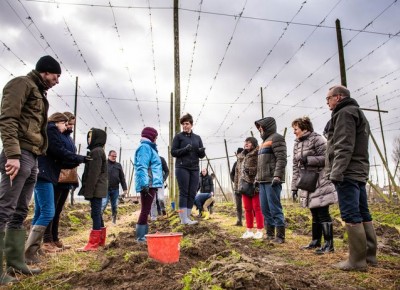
[0,56,129,284]
[0,53,377,288]
[230,85,377,272]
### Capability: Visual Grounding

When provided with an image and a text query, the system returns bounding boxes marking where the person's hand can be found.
[84,156,93,163]
[301,156,308,166]
[292,190,298,201]
[271,177,281,187]
[253,181,259,192]
[211,191,214,196]
[140,186,149,195]
[331,179,342,187]
[122,190,128,198]
[198,147,205,154]
[5,159,20,182]
[184,144,192,152]
[244,168,250,174]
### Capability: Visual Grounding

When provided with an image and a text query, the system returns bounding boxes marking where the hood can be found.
[332,97,359,115]
[87,128,107,150]
[254,117,277,140]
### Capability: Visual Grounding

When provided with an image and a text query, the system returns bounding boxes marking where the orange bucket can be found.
[145,232,183,263]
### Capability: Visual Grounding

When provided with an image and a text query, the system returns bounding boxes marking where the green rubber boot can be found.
[5,229,41,275]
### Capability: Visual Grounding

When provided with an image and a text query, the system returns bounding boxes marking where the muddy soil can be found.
[54,203,400,290]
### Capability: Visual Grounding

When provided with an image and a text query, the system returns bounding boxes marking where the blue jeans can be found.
[335,178,372,224]
[194,192,211,211]
[101,189,119,216]
[176,167,199,209]
[32,180,55,227]
[259,183,285,227]
[90,197,104,230]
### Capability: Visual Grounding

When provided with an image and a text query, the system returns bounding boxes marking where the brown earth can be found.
[8,201,400,290]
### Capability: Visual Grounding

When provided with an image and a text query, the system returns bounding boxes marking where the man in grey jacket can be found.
[325,85,377,271]
[0,55,61,283]
[255,117,287,244]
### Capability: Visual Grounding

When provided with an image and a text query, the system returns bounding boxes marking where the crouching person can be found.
[134,127,163,242]
[78,128,108,251]
[194,192,215,220]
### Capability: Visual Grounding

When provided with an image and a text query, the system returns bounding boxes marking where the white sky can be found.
[1,0,399,191]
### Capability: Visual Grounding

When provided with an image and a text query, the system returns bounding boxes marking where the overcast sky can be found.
[1,0,399,190]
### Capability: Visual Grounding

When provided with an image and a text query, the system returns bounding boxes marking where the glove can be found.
[301,156,308,166]
[234,190,241,195]
[140,186,149,195]
[253,181,260,192]
[121,190,128,198]
[84,156,93,163]
[271,177,281,187]
[292,190,298,201]
[198,147,205,154]
[244,168,250,174]
[184,144,192,152]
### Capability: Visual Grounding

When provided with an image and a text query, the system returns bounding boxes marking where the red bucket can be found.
[145,232,183,263]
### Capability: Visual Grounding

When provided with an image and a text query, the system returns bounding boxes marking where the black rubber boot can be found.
[5,229,41,275]
[301,222,322,250]
[266,225,275,240]
[364,222,377,266]
[0,231,18,285]
[332,223,367,272]
[235,192,243,226]
[315,222,334,255]
[272,226,285,244]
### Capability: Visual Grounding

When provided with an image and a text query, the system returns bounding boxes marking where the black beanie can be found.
[35,55,62,74]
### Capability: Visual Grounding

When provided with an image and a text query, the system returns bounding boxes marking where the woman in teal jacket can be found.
[134,127,163,242]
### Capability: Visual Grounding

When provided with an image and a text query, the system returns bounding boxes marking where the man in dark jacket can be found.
[325,85,377,271]
[255,117,287,244]
[231,147,244,226]
[101,150,128,224]
[0,55,61,282]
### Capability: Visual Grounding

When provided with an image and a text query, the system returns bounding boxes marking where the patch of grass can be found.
[180,236,193,248]
[182,264,212,290]
[379,254,400,263]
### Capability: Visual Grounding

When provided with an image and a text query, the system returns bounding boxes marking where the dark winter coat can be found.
[171,131,205,170]
[78,128,108,199]
[0,70,49,158]
[255,117,287,183]
[37,122,85,185]
[291,131,337,208]
[160,156,170,182]
[230,161,237,183]
[199,173,214,193]
[325,97,370,182]
[235,146,258,191]
[107,160,127,191]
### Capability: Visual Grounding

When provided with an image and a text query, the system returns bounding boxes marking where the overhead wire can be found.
[212,0,310,136]
[21,0,400,39]
[195,0,248,124]
[146,0,167,147]
[182,0,203,113]
[9,0,103,129]
[108,1,146,128]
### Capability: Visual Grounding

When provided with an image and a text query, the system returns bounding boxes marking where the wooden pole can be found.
[206,155,228,201]
[73,76,78,143]
[224,139,234,194]
[335,19,347,87]
[376,95,391,198]
[260,87,264,118]
[173,0,181,135]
